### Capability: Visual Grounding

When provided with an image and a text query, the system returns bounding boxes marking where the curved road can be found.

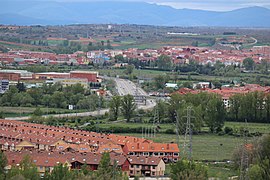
[5,77,156,121]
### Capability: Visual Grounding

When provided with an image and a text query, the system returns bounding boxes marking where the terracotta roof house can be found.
[128,156,165,177]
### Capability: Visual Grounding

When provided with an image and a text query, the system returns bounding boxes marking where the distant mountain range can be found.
[1,1,270,27]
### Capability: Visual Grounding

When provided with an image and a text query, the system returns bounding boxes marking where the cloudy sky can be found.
[7,0,270,11]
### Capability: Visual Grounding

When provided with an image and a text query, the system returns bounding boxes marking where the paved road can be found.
[115,78,148,96]
[5,109,110,121]
[114,77,156,109]
[5,77,155,121]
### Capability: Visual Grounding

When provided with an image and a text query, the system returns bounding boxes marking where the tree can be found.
[45,164,73,180]
[243,57,255,71]
[114,54,124,63]
[77,94,99,111]
[154,74,169,90]
[16,82,26,92]
[109,96,122,121]
[28,88,43,106]
[205,94,225,133]
[7,155,39,180]
[170,160,208,180]
[121,95,136,122]
[33,107,43,116]
[156,54,172,70]
[229,94,242,121]
[0,150,7,179]
[124,65,134,75]
[51,91,67,108]
[96,153,112,180]
[154,100,168,123]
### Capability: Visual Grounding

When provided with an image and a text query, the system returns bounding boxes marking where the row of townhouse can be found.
[0,119,180,163]
[4,149,166,177]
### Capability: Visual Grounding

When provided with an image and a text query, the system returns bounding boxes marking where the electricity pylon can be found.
[240,119,249,180]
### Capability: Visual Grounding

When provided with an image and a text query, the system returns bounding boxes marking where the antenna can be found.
[240,119,249,180]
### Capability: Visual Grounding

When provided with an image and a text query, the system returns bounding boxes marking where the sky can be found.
[4,0,270,11]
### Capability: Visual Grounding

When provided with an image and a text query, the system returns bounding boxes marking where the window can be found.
[130,170,133,174]
[173,153,179,156]
[159,152,164,156]
[136,171,140,174]
[131,165,134,168]
[152,166,156,169]
[136,165,140,168]
[152,172,155,176]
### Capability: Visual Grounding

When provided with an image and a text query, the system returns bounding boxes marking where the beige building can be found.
[128,156,165,177]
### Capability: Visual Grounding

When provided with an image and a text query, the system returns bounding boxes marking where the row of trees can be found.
[228,91,270,123]
[153,91,270,133]
[0,83,104,110]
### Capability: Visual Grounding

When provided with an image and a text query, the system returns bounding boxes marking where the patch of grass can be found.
[207,163,239,179]
[118,132,249,161]
[224,121,270,134]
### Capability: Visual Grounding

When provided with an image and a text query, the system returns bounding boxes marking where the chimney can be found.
[137,143,140,149]
[167,144,169,150]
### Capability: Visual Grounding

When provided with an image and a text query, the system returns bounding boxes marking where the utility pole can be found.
[240,119,249,180]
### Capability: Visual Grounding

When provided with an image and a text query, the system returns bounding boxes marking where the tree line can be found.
[0,83,104,110]
[153,92,270,134]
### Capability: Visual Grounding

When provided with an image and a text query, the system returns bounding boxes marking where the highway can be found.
[115,78,148,96]
[5,77,156,120]
[114,77,156,110]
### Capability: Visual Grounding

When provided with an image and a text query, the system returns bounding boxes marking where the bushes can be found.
[224,126,233,135]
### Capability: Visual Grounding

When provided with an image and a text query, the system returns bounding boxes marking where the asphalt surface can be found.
[114,77,156,110]
[5,77,156,121]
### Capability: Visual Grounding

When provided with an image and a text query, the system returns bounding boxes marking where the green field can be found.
[96,121,267,161]
[119,133,249,161]
[225,121,270,134]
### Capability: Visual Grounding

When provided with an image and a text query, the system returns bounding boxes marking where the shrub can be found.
[224,126,233,134]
